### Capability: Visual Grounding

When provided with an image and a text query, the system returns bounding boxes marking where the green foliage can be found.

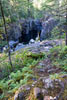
[50,71,67,80]
[51,26,61,39]
[50,46,60,53]
[0,49,45,99]
[51,25,66,39]
[59,46,67,59]
[0,41,7,47]
[50,73,59,80]
[36,65,42,69]
[50,46,67,71]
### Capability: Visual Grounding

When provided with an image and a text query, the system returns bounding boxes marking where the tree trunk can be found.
[65,8,67,45]
[28,0,30,18]
[0,0,13,67]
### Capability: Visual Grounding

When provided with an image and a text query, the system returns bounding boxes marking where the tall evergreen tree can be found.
[0,0,13,67]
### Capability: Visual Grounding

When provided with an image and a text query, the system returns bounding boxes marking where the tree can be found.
[41,0,67,45]
[0,0,13,67]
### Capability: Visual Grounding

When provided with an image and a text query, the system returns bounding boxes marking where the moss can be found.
[27,52,45,60]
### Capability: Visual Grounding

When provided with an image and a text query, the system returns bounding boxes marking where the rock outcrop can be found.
[19,19,42,44]
[4,17,59,43]
[40,17,59,41]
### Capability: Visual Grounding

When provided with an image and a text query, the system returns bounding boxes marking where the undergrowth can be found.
[0,49,45,100]
[50,46,67,71]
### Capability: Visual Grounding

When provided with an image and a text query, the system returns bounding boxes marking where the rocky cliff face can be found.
[5,17,59,44]
[40,17,59,41]
[19,19,42,44]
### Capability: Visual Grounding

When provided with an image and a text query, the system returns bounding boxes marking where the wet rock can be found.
[34,87,43,100]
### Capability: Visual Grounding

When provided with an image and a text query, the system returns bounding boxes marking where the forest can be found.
[0,0,67,100]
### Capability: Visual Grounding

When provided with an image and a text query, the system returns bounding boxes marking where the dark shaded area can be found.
[19,19,42,44]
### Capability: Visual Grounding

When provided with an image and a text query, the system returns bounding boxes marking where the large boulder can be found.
[40,17,59,41]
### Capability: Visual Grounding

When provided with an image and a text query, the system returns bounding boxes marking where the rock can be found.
[44,46,52,52]
[43,41,53,47]
[14,85,31,100]
[40,17,59,41]
[43,77,53,89]
[29,39,35,44]
[34,87,43,100]
[19,85,30,91]
[3,41,18,52]
[3,45,8,53]
[44,96,56,100]
[9,40,18,48]
[14,92,25,100]
[15,43,25,51]
[47,68,56,73]
[44,96,50,100]
[39,62,45,67]
[19,19,42,44]
[34,87,41,98]
[42,89,48,95]
[18,92,25,100]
